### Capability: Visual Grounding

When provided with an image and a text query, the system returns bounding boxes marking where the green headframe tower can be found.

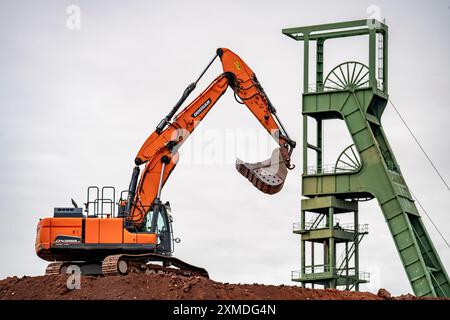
[283,19,449,297]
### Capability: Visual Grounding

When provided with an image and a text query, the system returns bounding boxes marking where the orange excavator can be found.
[35,48,296,277]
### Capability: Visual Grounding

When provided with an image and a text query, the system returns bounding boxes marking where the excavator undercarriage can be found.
[46,253,209,278]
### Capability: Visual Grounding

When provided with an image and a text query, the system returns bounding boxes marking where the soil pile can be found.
[0,273,433,300]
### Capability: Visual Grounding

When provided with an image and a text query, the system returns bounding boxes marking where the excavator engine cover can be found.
[236,148,288,195]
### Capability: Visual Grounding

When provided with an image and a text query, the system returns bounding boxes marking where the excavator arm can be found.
[124,48,296,228]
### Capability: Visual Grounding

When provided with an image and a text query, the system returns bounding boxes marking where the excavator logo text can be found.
[234,61,241,71]
[53,235,82,246]
[191,98,211,118]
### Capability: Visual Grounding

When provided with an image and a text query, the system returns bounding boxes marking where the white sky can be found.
[0,0,449,295]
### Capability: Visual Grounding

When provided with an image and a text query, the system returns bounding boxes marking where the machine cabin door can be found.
[151,205,173,255]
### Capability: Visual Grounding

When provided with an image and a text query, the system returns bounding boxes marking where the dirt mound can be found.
[0,273,427,300]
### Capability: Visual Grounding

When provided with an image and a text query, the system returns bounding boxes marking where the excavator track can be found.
[101,253,209,278]
[102,255,127,276]
[45,262,66,275]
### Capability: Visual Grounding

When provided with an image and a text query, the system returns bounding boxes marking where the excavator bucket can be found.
[236,148,288,195]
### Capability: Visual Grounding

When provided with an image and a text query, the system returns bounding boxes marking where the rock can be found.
[377,288,392,299]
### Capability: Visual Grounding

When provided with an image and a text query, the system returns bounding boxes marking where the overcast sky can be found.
[0,0,449,295]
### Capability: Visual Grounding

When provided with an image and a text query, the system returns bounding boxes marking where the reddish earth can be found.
[0,272,436,300]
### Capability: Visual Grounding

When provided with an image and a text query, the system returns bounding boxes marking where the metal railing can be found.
[335,223,369,234]
[306,82,371,94]
[85,186,116,218]
[291,270,302,280]
[304,220,327,230]
[303,264,333,274]
[306,81,383,94]
[293,220,332,232]
[306,164,357,175]
[291,266,370,282]
[293,221,369,233]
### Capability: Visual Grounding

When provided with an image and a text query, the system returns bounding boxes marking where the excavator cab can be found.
[144,201,174,255]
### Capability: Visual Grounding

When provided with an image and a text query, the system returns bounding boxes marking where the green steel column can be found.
[316,38,324,91]
[303,34,309,92]
[328,207,335,288]
[317,119,323,173]
[369,29,377,89]
[302,34,310,175]
[303,116,308,173]
[316,38,324,173]
[383,30,388,92]
[301,210,306,230]
[345,242,349,290]
[354,210,360,291]
[301,210,305,287]
[311,241,315,289]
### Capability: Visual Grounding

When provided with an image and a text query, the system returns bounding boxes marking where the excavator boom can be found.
[125,48,295,227]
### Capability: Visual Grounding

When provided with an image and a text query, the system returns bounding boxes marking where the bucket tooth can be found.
[236,148,288,195]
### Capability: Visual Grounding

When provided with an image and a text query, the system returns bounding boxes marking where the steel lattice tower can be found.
[283,19,449,297]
